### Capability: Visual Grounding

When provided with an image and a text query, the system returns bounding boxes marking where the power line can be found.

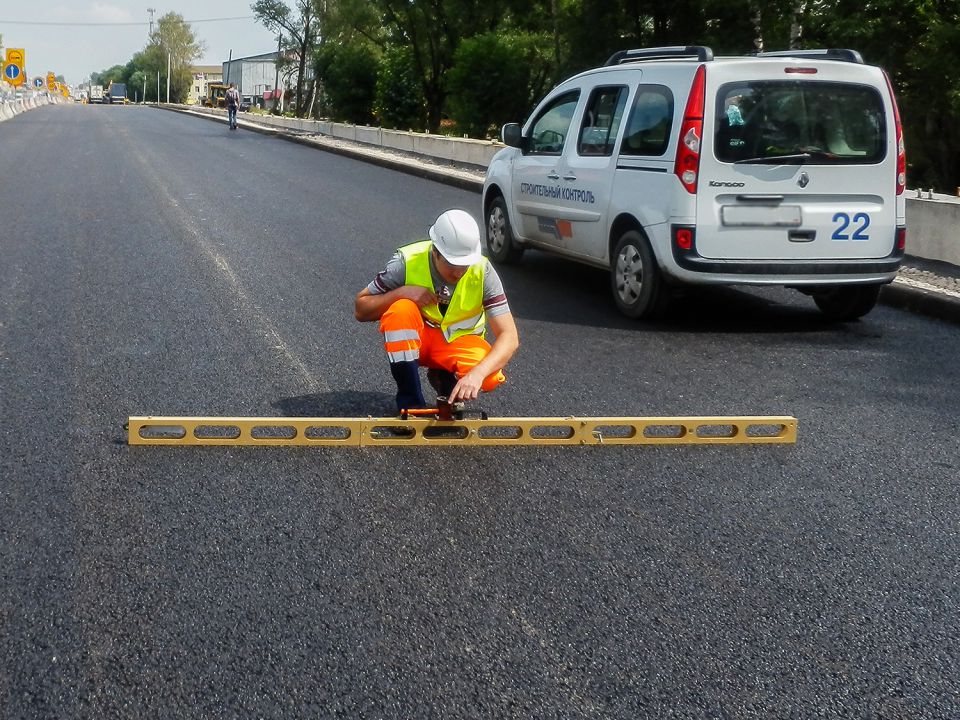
[0,16,255,27]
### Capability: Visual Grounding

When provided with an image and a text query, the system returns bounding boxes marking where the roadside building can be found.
[188,65,223,106]
[221,51,310,112]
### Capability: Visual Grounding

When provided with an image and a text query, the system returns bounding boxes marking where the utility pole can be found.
[166,50,170,103]
[147,7,155,36]
[274,35,281,113]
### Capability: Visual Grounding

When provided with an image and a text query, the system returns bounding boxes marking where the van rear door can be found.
[695,61,896,261]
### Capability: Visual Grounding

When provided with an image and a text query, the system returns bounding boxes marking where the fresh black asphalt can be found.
[1,105,958,718]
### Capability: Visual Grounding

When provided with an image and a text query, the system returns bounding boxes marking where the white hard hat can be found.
[428,209,483,266]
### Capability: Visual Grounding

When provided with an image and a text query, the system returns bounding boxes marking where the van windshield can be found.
[714,81,886,164]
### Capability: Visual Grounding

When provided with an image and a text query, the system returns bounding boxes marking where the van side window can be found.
[577,86,628,156]
[528,91,580,155]
[620,86,674,157]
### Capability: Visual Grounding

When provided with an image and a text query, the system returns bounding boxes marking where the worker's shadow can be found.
[273,390,395,417]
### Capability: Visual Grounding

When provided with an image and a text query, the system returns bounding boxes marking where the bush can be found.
[446,31,554,138]
[315,42,379,124]
[374,45,425,131]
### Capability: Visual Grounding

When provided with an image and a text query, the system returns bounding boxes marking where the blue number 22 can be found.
[832,212,871,241]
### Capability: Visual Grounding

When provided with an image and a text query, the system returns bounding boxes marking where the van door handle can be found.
[788,230,816,242]
[563,173,577,181]
[546,171,560,180]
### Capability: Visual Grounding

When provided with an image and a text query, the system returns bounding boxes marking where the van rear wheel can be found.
[611,231,667,319]
[486,196,524,264]
[812,284,882,321]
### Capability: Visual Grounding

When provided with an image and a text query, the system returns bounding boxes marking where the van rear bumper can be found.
[668,241,904,285]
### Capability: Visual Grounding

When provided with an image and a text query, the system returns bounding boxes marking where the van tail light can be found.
[883,70,906,195]
[896,226,906,252]
[674,65,706,194]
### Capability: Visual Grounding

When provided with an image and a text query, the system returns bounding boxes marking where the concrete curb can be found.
[881,282,960,326]
[159,104,960,326]
[158,104,484,193]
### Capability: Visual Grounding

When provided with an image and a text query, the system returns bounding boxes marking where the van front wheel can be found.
[486,196,524,264]
[610,231,667,319]
[812,284,882,321]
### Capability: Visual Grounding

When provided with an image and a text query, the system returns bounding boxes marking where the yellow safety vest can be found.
[400,240,486,342]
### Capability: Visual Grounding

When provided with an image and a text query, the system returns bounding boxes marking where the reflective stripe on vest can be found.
[399,240,485,342]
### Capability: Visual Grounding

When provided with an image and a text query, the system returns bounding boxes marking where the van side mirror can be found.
[501,123,524,149]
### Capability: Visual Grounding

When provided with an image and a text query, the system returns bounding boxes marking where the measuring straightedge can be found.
[127,415,797,447]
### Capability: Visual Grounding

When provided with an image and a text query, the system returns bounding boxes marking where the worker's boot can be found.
[390,360,426,414]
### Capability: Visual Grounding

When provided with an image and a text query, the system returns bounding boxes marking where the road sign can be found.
[3,63,24,87]
[47,73,56,92]
[5,48,25,66]
[33,77,44,89]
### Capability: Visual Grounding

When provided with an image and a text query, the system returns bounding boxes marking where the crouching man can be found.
[354,209,519,413]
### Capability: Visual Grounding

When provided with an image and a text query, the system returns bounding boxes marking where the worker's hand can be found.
[399,285,437,307]
[448,368,484,403]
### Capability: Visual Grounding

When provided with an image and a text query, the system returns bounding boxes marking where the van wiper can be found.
[734,149,839,165]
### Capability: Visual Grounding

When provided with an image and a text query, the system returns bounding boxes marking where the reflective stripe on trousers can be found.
[379,299,506,392]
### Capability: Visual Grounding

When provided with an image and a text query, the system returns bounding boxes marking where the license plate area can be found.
[721,205,802,227]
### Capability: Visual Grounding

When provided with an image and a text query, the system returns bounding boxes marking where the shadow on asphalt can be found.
[273,390,395,417]
[496,251,862,335]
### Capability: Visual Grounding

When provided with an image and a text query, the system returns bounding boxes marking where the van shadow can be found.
[273,390,395,417]
[495,251,839,335]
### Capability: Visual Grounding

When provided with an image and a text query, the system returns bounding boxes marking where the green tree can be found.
[315,41,379,123]
[446,30,553,137]
[136,12,205,103]
[372,0,516,132]
[252,0,319,117]
[804,0,960,191]
[374,45,425,130]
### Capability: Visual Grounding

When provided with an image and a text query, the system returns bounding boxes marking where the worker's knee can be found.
[380,299,423,332]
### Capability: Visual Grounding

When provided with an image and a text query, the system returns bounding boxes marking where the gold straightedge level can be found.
[127,415,797,447]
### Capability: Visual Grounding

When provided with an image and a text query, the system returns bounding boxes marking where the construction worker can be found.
[355,209,520,413]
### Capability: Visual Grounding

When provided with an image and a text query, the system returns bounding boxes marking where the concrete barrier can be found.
[0,93,60,123]
[906,194,960,266]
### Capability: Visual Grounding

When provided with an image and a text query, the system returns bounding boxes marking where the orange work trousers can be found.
[379,299,505,392]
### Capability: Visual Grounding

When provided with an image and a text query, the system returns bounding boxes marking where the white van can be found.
[482,46,906,320]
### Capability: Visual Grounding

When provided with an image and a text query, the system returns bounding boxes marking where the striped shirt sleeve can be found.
[483,261,511,318]
[366,252,405,295]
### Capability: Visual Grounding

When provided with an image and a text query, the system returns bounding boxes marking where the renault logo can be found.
[797,172,810,188]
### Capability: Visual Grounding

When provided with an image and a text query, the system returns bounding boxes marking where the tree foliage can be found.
[252,0,319,117]
[373,45,425,131]
[446,31,553,138]
[91,0,959,190]
[90,12,202,103]
[315,41,379,124]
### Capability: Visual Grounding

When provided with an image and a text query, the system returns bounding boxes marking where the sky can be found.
[1,2,279,85]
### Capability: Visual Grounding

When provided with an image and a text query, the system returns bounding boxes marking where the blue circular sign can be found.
[3,64,21,80]
[33,77,44,88]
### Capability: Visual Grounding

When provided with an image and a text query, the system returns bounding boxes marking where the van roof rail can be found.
[753,48,864,64]
[604,45,714,67]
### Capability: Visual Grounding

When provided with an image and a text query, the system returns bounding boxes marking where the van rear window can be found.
[714,81,886,164]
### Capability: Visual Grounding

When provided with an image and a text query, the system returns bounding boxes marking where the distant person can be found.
[225,83,240,130]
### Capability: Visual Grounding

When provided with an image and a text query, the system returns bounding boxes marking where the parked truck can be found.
[89,85,104,103]
[106,82,127,104]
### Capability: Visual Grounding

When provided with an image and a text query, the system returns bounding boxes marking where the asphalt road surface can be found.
[1,105,958,719]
